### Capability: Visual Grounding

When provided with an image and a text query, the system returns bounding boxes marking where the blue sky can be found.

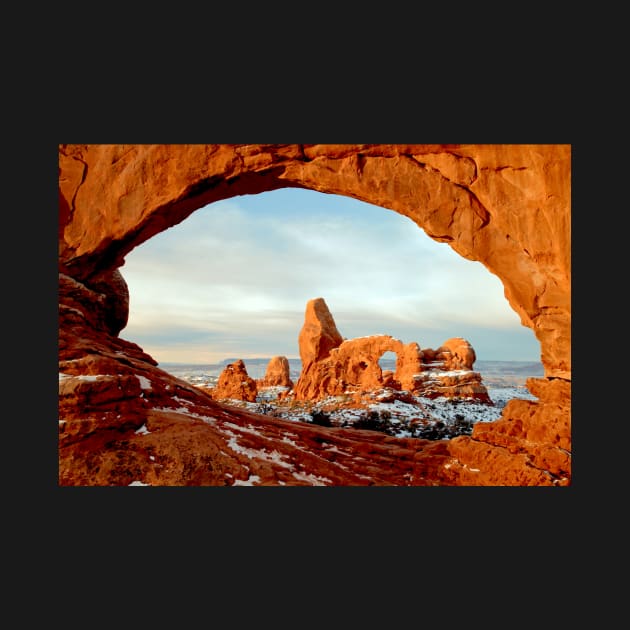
[120,187,541,365]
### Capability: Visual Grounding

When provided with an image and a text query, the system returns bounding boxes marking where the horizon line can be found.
[158,357,543,366]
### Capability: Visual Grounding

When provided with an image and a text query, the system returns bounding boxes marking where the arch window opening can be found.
[120,187,543,438]
[378,350,398,372]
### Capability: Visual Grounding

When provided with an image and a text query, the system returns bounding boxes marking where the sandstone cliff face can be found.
[58,144,571,486]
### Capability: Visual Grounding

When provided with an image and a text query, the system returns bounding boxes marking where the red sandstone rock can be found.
[59,402,455,487]
[435,338,476,370]
[58,144,571,486]
[210,360,258,402]
[298,297,344,366]
[409,369,491,402]
[292,304,490,403]
[257,355,294,389]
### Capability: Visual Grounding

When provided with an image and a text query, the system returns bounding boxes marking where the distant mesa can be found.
[206,297,490,405]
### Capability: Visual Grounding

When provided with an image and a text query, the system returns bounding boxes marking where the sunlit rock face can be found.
[58,144,571,486]
[444,378,571,486]
[298,297,345,365]
[292,298,490,403]
[408,337,490,402]
[209,359,258,402]
[257,355,294,389]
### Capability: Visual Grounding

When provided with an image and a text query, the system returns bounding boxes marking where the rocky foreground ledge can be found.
[59,350,570,487]
[58,362,570,486]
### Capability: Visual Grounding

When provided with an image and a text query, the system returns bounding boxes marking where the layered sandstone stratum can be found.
[58,144,571,486]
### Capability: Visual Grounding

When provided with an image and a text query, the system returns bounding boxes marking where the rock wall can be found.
[58,144,571,486]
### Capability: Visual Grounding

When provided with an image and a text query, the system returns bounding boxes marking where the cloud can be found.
[121,188,540,363]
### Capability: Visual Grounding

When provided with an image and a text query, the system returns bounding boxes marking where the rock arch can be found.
[58,144,571,486]
[292,298,491,403]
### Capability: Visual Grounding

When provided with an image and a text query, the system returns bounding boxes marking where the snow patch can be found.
[224,422,260,436]
[419,369,474,378]
[225,432,292,469]
[173,396,193,405]
[233,475,261,486]
[282,435,300,448]
[59,373,114,382]
[136,375,152,390]
[292,471,331,486]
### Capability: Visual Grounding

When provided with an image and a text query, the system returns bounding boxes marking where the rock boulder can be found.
[257,355,294,389]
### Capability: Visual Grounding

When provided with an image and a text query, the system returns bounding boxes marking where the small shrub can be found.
[354,410,387,433]
[452,414,473,436]
[310,409,332,427]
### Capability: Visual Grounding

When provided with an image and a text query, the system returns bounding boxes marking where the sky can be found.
[120,187,541,365]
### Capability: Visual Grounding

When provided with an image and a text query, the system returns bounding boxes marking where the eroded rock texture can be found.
[292,298,490,403]
[209,359,258,402]
[257,355,294,389]
[58,144,571,486]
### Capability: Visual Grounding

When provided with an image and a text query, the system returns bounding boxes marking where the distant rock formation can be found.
[298,297,345,365]
[292,298,490,402]
[426,337,476,370]
[257,355,294,389]
[211,359,258,402]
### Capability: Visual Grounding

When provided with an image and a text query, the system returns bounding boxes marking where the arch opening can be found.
[378,351,397,371]
[120,187,541,370]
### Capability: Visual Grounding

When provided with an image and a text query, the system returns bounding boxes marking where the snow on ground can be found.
[418,384,537,425]
[158,362,541,441]
[59,373,109,382]
[136,375,152,390]
[223,429,293,468]
[216,384,538,440]
[233,475,261,486]
[257,386,290,401]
